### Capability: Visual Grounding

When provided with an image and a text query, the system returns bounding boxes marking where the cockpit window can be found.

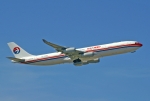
[135,42,140,44]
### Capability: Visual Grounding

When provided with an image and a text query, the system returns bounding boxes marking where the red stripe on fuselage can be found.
[86,43,141,52]
[22,43,141,64]
[22,54,66,64]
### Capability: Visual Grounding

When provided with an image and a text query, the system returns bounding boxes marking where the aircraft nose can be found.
[135,42,143,47]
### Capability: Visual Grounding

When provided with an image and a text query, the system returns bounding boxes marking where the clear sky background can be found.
[0,0,150,101]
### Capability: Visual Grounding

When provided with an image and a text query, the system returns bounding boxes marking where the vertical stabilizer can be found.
[7,42,33,58]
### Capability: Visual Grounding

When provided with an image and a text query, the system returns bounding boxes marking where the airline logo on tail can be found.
[13,47,20,54]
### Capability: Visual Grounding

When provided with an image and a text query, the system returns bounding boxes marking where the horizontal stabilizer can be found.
[7,57,25,62]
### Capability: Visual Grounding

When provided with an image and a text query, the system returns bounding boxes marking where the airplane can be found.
[7,39,143,66]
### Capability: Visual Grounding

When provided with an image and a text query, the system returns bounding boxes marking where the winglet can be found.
[42,39,47,43]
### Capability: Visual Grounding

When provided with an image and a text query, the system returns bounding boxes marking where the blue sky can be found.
[0,0,150,101]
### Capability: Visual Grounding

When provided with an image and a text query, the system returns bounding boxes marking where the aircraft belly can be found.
[25,47,140,66]
[28,57,71,66]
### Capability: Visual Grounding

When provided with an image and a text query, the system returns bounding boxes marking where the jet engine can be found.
[63,47,76,53]
[73,62,83,66]
[81,52,94,57]
[87,58,100,63]
[73,58,89,66]
[73,62,89,66]
[73,58,82,66]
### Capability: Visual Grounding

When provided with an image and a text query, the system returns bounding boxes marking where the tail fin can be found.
[7,42,33,58]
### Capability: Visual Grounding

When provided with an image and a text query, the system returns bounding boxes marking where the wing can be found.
[42,39,84,60]
[7,57,25,62]
[42,39,67,52]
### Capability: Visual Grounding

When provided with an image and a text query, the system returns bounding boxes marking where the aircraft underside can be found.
[26,46,140,66]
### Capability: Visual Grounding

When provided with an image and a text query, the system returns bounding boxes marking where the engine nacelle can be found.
[73,62,89,66]
[63,47,76,53]
[87,58,100,63]
[73,62,83,66]
[81,52,94,57]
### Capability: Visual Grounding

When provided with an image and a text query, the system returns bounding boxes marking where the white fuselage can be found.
[18,41,142,66]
